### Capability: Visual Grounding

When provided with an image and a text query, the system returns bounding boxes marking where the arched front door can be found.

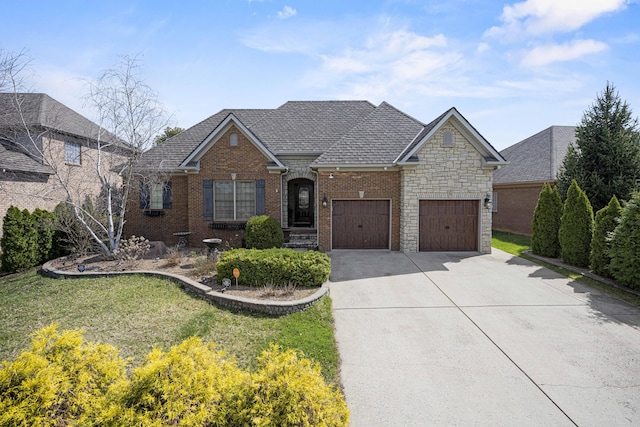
[288,178,314,227]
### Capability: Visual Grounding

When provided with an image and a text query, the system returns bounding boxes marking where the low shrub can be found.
[247,345,349,426]
[1,326,349,427]
[216,248,331,287]
[610,192,640,290]
[112,235,150,268]
[245,215,284,249]
[0,325,127,426]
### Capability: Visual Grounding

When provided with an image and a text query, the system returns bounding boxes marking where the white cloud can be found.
[278,6,297,20]
[486,0,629,38]
[521,39,608,67]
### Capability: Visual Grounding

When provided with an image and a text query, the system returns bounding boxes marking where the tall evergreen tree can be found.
[557,82,640,211]
[590,195,622,277]
[558,180,594,268]
[531,183,562,257]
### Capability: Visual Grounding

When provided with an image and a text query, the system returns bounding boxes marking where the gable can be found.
[398,108,505,167]
[181,113,285,171]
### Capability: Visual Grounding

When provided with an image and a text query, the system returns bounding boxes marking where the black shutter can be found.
[139,182,149,209]
[256,179,265,215]
[203,180,213,221]
[163,182,172,209]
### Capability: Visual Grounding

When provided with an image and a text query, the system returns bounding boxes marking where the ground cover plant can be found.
[0,270,340,386]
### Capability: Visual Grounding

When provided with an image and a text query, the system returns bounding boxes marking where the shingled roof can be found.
[0,93,126,174]
[138,100,504,171]
[493,126,575,185]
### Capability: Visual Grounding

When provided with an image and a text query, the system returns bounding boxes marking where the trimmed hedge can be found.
[590,195,622,277]
[558,180,594,267]
[531,183,563,257]
[610,192,640,290]
[245,215,284,249]
[0,326,349,427]
[216,248,331,287]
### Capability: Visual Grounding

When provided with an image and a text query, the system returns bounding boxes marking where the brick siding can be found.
[492,183,546,236]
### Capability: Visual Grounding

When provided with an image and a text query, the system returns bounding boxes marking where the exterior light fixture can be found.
[322,195,328,208]
[484,193,492,210]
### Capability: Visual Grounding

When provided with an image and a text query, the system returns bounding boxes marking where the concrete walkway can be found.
[328,249,640,426]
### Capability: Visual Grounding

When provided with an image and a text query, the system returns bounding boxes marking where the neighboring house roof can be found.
[493,125,575,185]
[0,93,127,174]
[138,100,506,172]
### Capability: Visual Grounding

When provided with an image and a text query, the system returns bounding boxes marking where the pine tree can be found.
[558,180,594,267]
[531,183,563,257]
[590,196,622,277]
[556,82,640,211]
[609,192,640,290]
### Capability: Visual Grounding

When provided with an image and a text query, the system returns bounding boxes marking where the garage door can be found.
[419,200,478,251]
[332,200,390,249]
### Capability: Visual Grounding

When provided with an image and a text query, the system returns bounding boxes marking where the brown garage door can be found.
[419,200,478,251]
[332,200,390,249]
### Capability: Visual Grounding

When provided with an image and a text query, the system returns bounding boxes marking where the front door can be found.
[293,182,313,227]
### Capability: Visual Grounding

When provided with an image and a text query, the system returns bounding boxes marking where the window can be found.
[64,141,81,165]
[214,180,255,220]
[230,133,238,146]
[492,192,498,213]
[140,181,172,210]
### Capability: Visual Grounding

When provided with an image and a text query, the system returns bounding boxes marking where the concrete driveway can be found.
[328,249,640,426]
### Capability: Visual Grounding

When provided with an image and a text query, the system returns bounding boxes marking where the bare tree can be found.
[0,52,171,256]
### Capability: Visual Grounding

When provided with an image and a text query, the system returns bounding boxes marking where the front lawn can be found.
[0,270,340,385]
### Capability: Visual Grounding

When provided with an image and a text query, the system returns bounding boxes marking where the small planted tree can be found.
[590,195,622,277]
[531,183,563,257]
[609,192,640,290]
[559,180,594,267]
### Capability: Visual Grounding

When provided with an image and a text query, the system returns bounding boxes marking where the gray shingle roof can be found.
[311,102,424,166]
[493,125,575,184]
[0,142,53,174]
[138,100,504,171]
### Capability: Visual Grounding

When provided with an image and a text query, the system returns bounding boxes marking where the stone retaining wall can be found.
[40,259,329,316]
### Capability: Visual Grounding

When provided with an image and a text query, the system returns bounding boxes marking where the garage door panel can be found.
[332,200,390,249]
[419,200,478,251]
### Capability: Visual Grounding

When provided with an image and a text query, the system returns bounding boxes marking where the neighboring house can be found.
[0,93,128,238]
[126,101,506,253]
[492,125,575,235]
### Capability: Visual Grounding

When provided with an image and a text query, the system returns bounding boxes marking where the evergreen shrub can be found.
[559,180,594,267]
[590,195,622,277]
[609,192,640,290]
[216,248,331,287]
[32,208,57,264]
[1,206,39,272]
[531,183,563,257]
[245,215,284,249]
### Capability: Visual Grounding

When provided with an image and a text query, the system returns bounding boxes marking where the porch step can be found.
[284,232,318,250]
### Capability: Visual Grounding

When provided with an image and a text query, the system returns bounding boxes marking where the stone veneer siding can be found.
[317,170,401,252]
[400,120,494,253]
[280,158,317,228]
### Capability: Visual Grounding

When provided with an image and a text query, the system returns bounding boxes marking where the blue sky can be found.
[2,0,639,150]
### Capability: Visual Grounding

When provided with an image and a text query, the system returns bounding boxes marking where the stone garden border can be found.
[40,259,329,316]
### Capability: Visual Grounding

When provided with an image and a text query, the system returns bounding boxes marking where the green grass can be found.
[492,231,640,307]
[0,270,340,385]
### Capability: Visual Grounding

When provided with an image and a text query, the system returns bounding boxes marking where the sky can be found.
[1,0,639,150]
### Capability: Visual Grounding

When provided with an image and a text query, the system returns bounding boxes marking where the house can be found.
[492,126,575,235]
[125,101,506,253]
[0,93,129,238]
